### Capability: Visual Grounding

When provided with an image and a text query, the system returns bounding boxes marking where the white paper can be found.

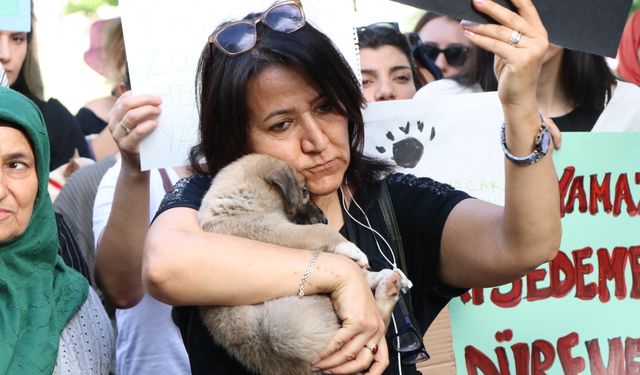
[119,0,359,170]
[363,92,506,205]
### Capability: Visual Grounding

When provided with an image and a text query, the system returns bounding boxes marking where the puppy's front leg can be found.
[333,241,369,269]
[366,270,401,328]
[268,220,369,268]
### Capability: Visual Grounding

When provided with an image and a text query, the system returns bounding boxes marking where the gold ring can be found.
[119,120,132,134]
[508,30,523,46]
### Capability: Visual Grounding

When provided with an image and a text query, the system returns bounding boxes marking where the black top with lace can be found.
[154,172,470,375]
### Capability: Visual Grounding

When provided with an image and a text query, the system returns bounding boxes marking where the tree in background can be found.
[65,0,117,15]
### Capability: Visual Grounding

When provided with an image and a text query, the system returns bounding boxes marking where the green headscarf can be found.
[0,87,88,373]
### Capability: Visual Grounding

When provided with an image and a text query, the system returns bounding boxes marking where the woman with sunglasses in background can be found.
[357,23,426,102]
[418,41,640,132]
[413,12,471,78]
[110,0,561,373]
[414,43,497,99]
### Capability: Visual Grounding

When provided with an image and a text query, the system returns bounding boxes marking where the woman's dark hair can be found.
[560,49,616,111]
[190,21,392,191]
[452,46,498,92]
[357,25,426,89]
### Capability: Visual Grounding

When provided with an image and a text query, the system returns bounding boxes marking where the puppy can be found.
[198,154,403,375]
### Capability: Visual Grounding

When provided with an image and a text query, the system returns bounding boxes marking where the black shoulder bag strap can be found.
[377,181,421,330]
[377,181,407,274]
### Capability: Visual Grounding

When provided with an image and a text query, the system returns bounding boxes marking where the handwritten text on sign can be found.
[451,134,640,375]
[362,97,639,374]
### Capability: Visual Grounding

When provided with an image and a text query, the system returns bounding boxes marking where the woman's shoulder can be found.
[171,173,213,195]
[384,172,458,196]
[155,173,213,219]
[56,287,114,374]
[38,97,75,117]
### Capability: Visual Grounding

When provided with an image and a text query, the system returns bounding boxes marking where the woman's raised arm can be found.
[438,0,562,288]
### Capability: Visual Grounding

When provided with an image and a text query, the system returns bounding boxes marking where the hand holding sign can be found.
[461,0,547,110]
[392,0,632,57]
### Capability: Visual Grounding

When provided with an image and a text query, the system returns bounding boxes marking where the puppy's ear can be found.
[265,167,300,210]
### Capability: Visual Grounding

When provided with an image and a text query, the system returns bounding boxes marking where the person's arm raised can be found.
[94,92,162,308]
[439,0,562,288]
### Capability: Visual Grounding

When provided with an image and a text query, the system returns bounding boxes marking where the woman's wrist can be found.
[119,159,149,180]
[302,251,363,296]
[501,108,546,156]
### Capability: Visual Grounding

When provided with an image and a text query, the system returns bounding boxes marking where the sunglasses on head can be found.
[208,0,305,56]
[417,43,470,67]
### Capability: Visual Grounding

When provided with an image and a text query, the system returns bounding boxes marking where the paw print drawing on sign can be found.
[375,120,436,168]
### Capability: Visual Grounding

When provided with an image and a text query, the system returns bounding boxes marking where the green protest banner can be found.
[451,132,640,374]
[363,94,640,374]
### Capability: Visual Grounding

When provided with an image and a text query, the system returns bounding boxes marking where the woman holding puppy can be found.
[110,0,561,373]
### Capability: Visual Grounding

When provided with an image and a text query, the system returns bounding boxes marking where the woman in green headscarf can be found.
[0,86,113,374]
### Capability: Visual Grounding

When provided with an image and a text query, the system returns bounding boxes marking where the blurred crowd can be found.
[1,1,639,374]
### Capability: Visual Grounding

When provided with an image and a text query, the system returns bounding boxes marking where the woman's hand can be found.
[107,91,162,170]
[312,259,388,374]
[462,0,548,109]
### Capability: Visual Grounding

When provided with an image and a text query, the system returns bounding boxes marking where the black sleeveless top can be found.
[154,173,470,374]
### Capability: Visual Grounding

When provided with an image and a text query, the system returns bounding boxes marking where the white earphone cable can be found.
[340,185,397,268]
[340,183,412,374]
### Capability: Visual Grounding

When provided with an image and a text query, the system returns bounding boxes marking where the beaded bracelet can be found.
[298,250,321,298]
[500,113,551,165]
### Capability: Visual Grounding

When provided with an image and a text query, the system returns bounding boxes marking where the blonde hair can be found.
[102,18,126,85]
[11,3,44,99]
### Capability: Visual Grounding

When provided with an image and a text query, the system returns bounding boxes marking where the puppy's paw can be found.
[367,269,401,324]
[367,269,401,298]
[334,242,369,269]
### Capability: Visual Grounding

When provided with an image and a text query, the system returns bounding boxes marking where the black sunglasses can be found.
[392,295,430,365]
[208,0,305,56]
[417,42,470,67]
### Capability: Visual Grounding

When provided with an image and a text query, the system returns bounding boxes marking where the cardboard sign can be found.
[391,0,633,57]
[0,0,30,32]
[119,0,360,170]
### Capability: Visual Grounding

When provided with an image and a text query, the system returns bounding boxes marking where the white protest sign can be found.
[363,92,506,204]
[119,0,359,170]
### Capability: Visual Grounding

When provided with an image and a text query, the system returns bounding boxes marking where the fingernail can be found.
[311,368,319,372]
[312,357,320,364]
[460,20,477,28]
[474,0,484,4]
[464,29,475,37]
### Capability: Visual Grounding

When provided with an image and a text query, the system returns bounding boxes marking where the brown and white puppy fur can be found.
[198,154,402,375]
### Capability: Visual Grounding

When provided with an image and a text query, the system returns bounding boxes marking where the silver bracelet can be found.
[500,113,551,165]
[298,250,321,298]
